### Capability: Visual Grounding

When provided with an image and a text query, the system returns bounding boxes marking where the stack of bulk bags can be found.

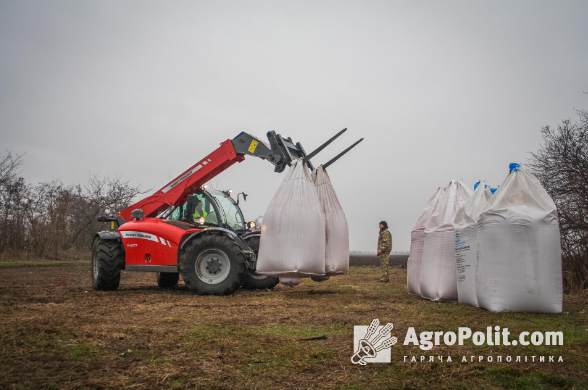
[312,165,349,277]
[420,180,472,300]
[476,164,563,313]
[407,187,445,295]
[454,181,493,306]
[257,159,326,286]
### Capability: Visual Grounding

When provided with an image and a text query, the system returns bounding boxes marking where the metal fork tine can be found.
[322,138,364,169]
[303,128,347,163]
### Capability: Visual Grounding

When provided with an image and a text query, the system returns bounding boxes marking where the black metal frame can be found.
[232,128,362,173]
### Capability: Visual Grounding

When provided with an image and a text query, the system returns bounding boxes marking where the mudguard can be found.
[91,231,122,251]
[96,231,122,242]
[240,230,261,242]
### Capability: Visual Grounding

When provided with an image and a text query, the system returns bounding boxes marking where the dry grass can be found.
[0,261,587,389]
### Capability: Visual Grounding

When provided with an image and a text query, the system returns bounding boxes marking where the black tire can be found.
[180,234,246,296]
[91,239,123,291]
[157,272,179,288]
[241,235,279,290]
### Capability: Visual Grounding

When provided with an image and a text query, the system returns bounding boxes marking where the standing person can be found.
[377,221,392,282]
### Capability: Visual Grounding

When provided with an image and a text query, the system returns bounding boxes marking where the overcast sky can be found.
[1,0,587,251]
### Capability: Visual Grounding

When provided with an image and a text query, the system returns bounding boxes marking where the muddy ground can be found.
[1,261,587,389]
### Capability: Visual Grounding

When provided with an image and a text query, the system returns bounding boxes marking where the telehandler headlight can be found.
[199,217,205,225]
[248,221,256,229]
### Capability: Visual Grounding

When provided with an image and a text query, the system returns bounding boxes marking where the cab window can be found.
[168,194,219,225]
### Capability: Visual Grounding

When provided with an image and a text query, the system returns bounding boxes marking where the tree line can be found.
[529,109,588,291]
[0,153,142,260]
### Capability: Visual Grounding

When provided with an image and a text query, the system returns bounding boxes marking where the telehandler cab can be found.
[92,129,362,295]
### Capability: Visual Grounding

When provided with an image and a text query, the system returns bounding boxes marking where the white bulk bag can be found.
[454,181,492,306]
[312,165,349,275]
[420,180,472,301]
[257,158,326,278]
[484,186,494,198]
[407,187,444,295]
[476,164,562,313]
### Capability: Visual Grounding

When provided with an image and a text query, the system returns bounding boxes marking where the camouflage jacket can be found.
[378,228,392,253]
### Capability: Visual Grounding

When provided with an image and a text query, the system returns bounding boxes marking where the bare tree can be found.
[0,151,24,188]
[68,174,145,247]
[0,152,27,254]
[0,150,145,259]
[528,109,588,290]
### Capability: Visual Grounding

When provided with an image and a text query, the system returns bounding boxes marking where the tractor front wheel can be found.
[241,234,279,290]
[180,235,246,296]
[157,272,180,288]
[242,270,280,290]
[91,239,123,291]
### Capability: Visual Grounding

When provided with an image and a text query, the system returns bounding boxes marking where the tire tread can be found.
[92,239,123,291]
[180,234,246,296]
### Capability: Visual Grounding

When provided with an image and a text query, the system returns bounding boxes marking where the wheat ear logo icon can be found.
[351,319,397,365]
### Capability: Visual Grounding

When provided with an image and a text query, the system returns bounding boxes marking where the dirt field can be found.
[1,261,587,389]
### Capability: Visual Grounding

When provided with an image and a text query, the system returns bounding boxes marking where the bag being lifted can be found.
[420,180,472,301]
[454,181,492,306]
[407,187,445,295]
[476,164,562,313]
[257,158,326,280]
[312,165,349,276]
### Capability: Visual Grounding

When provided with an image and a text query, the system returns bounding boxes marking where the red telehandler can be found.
[92,129,362,296]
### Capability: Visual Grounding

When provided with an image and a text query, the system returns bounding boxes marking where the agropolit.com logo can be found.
[351,321,565,366]
[352,319,397,365]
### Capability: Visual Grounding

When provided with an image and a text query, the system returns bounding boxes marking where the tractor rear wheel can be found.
[180,234,246,296]
[241,235,279,290]
[157,272,179,288]
[91,239,123,291]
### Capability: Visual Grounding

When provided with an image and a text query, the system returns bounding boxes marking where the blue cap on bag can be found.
[509,163,521,172]
[474,181,490,191]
